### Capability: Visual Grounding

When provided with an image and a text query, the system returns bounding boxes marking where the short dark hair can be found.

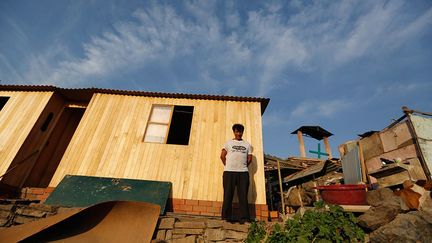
[232,124,244,132]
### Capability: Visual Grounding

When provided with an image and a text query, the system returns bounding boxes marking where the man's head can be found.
[232,124,244,140]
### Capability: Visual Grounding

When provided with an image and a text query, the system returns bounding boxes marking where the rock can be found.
[177,216,209,222]
[206,228,225,241]
[0,218,9,227]
[166,230,173,240]
[409,183,426,195]
[366,188,400,208]
[222,222,249,233]
[207,219,223,228]
[225,230,247,240]
[159,217,176,229]
[173,228,204,235]
[419,191,432,213]
[0,210,11,219]
[173,235,196,243]
[358,205,400,231]
[15,207,47,218]
[284,188,313,207]
[196,237,205,243]
[29,203,58,213]
[14,215,37,224]
[0,204,14,211]
[156,230,166,240]
[175,221,206,229]
[395,188,421,210]
[172,234,186,239]
[370,211,432,243]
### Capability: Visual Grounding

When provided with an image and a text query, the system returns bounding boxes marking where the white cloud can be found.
[373,82,432,98]
[4,0,430,96]
[334,1,402,63]
[291,99,352,119]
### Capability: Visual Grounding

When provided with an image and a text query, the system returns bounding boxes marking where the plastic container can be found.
[316,184,368,205]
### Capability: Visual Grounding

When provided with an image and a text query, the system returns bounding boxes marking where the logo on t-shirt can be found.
[232,145,247,153]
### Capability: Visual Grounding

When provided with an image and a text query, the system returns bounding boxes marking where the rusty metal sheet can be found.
[409,114,432,178]
[45,175,171,214]
[0,201,160,243]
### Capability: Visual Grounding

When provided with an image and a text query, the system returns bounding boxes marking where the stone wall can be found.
[169,198,268,221]
[153,213,251,243]
[0,199,69,227]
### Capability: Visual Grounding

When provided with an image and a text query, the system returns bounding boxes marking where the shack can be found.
[0,85,270,219]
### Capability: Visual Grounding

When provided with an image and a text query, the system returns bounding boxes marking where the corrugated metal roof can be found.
[0,84,270,114]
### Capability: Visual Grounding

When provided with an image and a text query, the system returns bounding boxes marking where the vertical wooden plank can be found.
[252,103,266,204]
[198,100,213,200]
[112,97,141,177]
[85,96,120,176]
[186,100,204,199]
[74,94,109,175]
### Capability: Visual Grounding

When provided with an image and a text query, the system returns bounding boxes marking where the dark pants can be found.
[222,171,250,220]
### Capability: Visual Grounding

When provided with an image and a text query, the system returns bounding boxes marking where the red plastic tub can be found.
[316,184,368,205]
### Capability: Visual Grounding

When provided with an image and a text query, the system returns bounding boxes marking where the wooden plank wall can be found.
[0,91,53,177]
[50,93,266,204]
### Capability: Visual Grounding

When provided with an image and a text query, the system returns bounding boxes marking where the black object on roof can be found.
[291,126,333,140]
[358,130,379,138]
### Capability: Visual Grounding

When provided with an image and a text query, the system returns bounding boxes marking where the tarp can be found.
[45,175,171,214]
[0,201,160,243]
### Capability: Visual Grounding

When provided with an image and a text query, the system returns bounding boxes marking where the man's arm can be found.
[220,149,227,165]
[247,154,252,167]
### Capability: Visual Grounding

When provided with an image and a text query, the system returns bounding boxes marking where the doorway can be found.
[23,107,85,187]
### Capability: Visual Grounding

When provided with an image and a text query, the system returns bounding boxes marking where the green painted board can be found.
[45,175,171,214]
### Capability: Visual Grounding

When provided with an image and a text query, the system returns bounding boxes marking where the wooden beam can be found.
[297,131,306,157]
[277,160,286,218]
[323,137,332,159]
[358,141,369,184]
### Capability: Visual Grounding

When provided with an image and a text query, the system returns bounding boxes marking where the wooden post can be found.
[297,131,306,157]
[277,160,286,218]
[358,141,369,184]
[323,137,332,159]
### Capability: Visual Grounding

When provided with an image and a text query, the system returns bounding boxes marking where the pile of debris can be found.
[265,154,342,214]
[358,180,432,242]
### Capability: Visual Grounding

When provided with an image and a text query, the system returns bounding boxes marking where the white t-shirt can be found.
[223,139,252,172]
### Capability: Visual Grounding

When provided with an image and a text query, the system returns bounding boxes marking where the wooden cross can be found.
[309,143,329,159]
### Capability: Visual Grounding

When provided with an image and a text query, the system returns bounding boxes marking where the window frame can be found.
[143,104,194,145]
[143,104,174,144]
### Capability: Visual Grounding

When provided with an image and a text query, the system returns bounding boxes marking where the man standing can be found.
[220,124,252,223]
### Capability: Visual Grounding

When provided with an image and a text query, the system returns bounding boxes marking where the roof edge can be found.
[0,84,270,114]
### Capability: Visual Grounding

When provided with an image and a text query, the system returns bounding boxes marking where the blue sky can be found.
[1,0,431,158]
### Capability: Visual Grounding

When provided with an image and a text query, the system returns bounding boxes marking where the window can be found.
[144,105,194,145]
[41,112,54,131]
[0,97,10,111]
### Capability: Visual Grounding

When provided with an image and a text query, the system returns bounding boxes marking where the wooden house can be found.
[0,85,270,219]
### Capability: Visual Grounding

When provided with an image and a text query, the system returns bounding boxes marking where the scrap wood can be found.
[284,160,341,183]
[264,155,308,170]
[0,201,160,243]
